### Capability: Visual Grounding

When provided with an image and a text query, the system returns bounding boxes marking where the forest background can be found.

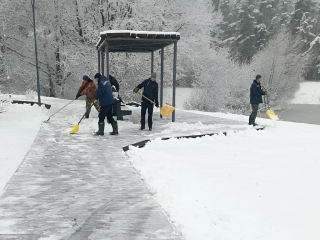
[1,0,320,113]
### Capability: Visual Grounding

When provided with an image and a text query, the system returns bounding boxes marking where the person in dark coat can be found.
[94,73,118,135]
[109,75,119,92]
[133,72,159,131]
[76,75,100,118]
[109,74,123,104]
[249,74,267,126]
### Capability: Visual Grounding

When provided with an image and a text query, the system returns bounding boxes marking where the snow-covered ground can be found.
[2,94,320,240]
[291,81,320,104]
[127,115,320,240]
[0,96,48,196]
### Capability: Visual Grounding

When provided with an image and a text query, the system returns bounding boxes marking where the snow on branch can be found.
[303,35,320,55]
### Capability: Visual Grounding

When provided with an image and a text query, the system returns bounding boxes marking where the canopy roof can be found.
[96,30,181,53]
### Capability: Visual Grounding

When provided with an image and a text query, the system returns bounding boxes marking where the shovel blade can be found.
[160,104,175,117]
[43,117,50,123]
[69,124,79,134]
[266,110,279,121]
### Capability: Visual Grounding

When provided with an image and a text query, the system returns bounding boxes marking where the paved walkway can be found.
[276,104,320,125]
[0,103,247,240]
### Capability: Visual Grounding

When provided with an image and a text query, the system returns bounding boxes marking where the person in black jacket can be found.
[109,74,123,103]
[109,74,119,92]
[249,74,266,126]
[133,72,159,131]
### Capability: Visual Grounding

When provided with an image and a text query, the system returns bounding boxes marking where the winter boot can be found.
[109,121,119,135]
[95,122,104,136]
[85,113,90,118]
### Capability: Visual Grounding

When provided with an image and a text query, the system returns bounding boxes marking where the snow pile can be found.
[291,81,320,104]
[25,89,37,100]
[159,121,224,134]
[0,103,48,195]
[185,109,277,127]
[0,93,12,113]
[127,120,320,240]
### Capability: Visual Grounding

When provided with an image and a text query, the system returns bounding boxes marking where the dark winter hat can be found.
[94,73,101,79]
[256,74,262,80]
[83,75,90,81]
[151,72,157,78]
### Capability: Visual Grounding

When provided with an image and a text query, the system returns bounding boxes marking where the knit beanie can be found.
[83,75,90,81]
[94,73,101,79]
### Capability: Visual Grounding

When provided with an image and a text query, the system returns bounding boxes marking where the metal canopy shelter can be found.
[96,30,180,122]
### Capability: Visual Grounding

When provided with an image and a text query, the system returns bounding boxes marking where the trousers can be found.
[141,101,154,128]
[249,104,259,124]
[99,105,115,124]
[86,98,100,114]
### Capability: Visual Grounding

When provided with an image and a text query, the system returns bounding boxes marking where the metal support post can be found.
[172,42,177,122]
[101,50,104,75]
[32,0,41,106]
[98,51,101,73]
[160,47,164,118]
[106,43,109,78]
[151,51,154,74]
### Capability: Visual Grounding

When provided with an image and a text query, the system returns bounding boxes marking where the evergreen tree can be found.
[289,0,316,34]
[228,1,258,64]
[212,0,221,11]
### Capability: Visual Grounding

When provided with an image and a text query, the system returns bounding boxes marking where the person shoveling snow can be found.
[94,73,119,136]
[133,72,160,131]
[75,75,100,119]
[249,74,267,126]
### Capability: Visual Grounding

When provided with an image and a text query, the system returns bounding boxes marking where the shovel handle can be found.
[46,99,75,121]
[78,102,95,125]
[136,92,155,104]
[261,86,270,109]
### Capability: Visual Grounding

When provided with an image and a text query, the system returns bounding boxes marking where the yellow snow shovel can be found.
[263,87,279,121]
[266,109,279,120]
[69,102,95,134]
[136,92,175,117]
[160,104,175,117]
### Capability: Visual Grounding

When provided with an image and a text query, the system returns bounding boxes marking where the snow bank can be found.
[127,120,320,240]
[185,109,277,127]
[0,103,48,196]
[158,121,239,135]
[291,81,320,104]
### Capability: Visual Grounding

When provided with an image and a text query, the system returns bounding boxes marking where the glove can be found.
[133,87,139,93]
[94,99,98,104]
[76,93,81,99]
[155,103,159,108]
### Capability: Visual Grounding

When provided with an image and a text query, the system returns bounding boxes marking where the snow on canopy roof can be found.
[96,30,181,52]
[95,37,102,48]
[99,30,181,36]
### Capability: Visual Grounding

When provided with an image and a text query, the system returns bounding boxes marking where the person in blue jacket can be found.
[133,72,159,131]
[94,73,118,135]
[249,74,267,126]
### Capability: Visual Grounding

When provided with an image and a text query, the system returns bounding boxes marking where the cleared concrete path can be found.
[0,103,247,240]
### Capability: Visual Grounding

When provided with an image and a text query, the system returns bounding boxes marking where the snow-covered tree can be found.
[0,92,12,113]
